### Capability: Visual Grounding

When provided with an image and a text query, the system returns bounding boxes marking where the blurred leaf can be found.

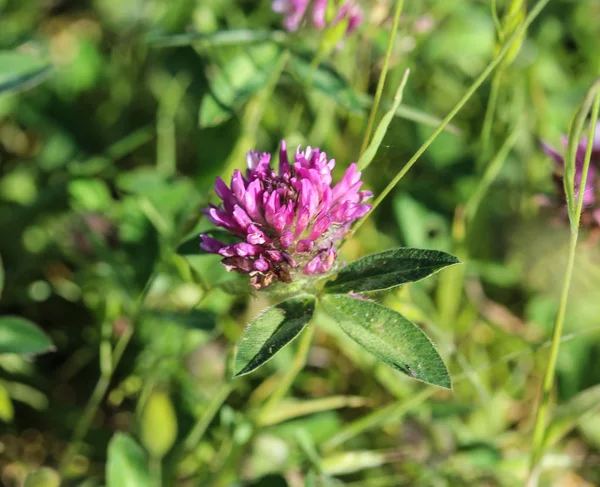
[144,310,217,332]
[358,70,410,171]
[200,44,281,127]
[318,18,349,60]
[288,55,362,113]
[0,383,14,422]
[320,295,451,389]
[0,316,54,355]
[24,468,60,487]
[393,195,450,250]
[322,450,389,475]
[246,474,289,487]
[140,390,178,459]
[545,384,600,449]
[177,229,239,256]
[216,279,255,297]
[260,396,369,426]
[147,30,287,48]
[0,50,52,94]
[359,94,461,134]
[234,295,316,377]
[106,433,151,487]
[324,248,459,294]
[455,443,501,468]
[69,179,113,212]
[0,254,4,299]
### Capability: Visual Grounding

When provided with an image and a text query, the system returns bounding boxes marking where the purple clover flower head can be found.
[200,141,372,289]
[272,0,362,35]
[542,126,600,224]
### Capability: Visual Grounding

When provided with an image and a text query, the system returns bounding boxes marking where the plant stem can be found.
[59,327,133,474]
[466,121,521,224]
[350,0,551,237]
[491,0,504,41]
[182,382,234,454]
[527,85,600,484]
[257,324,316,424]
[479,70,503,162]
[360,0,404,155]
[59,273,156,475]
[150,456,162,487]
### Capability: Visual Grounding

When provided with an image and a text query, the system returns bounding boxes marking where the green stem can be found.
[59,328,133,474]
[466,121,521,224]
[182,382,234,453]
[479,70,503,161]
[350,0,551,238]
[257,324,315,424]
[360,0,404,155]
[527,85,600,482]
[151,456,162,487]
[59,273,156,475]
[491,0,504,41]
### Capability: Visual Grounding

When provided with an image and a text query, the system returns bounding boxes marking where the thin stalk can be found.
[59,327,133,474]
[360,0,404,155]
[59,273,156,474]
[257,324,316,424]
[466,121,521,224]
[528,87,600,483]
[491,0,504,40]
[182,382,234,453]
[479,71,503,161]
[150,456,162,487]
[349,0,551,238]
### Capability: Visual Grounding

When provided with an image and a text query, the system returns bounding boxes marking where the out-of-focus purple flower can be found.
[200,141,372,289]
[273,0,362,35]
[541,125,600,225]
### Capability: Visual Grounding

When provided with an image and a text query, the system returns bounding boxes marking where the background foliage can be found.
[1,0,600,485]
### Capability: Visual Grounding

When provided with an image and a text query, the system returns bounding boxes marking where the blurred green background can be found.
[1,0,600,485]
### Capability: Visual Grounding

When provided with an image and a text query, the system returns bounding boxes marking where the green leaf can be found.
[320,295,451,388]
[0,51,52,94]
[0,316,54,355]
[234,295,316,377]
[325,248,459,294]
[288,55,362,113]
[322,450,389,475]
[200,44,281,127]
[259,396,369,427]
[544,384,600,450]
[106,433,151,487]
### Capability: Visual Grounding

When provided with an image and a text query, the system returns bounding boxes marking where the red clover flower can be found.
[200,142,372,289]
[272,0,362,35]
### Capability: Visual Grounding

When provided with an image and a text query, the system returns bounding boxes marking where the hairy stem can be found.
[527,85,600,484]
